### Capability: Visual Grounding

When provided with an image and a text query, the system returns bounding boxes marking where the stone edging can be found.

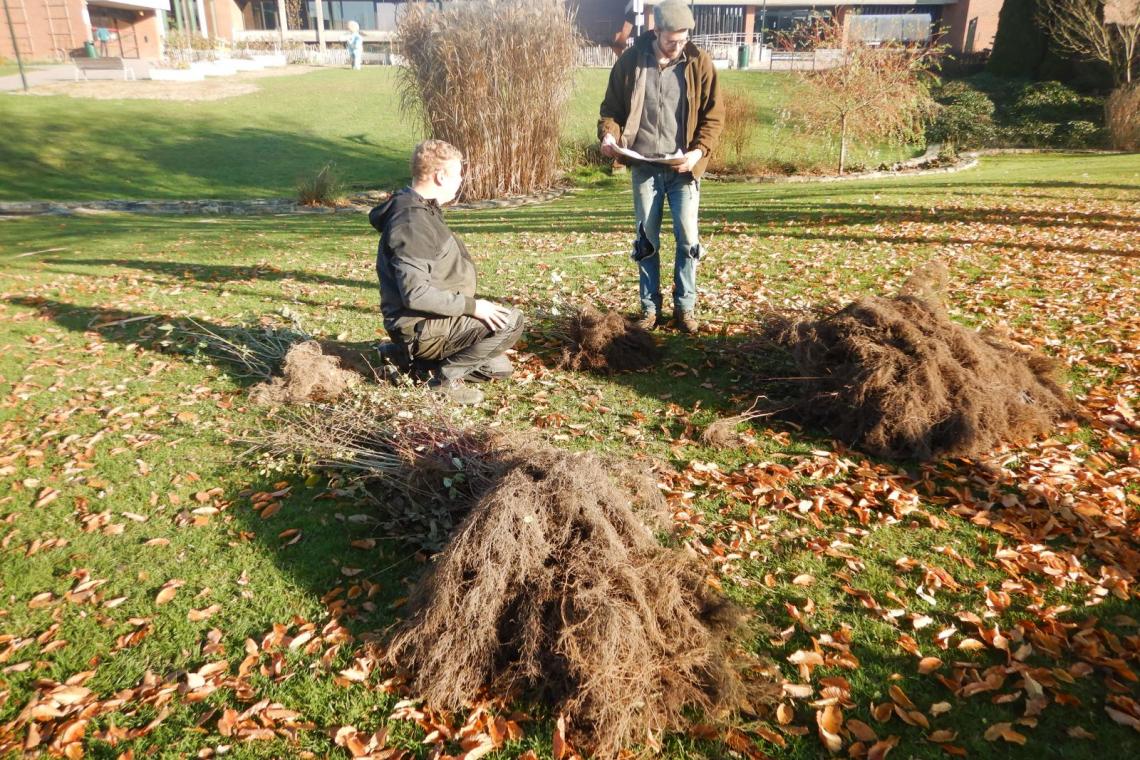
[704,147,1131,185]
[718,156,981,185]
[0,186,574,218]
[2,148,1126,217]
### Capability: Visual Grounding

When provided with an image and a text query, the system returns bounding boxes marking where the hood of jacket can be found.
[369,188,441,234]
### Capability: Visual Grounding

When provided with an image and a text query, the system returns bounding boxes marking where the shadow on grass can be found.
[450,193,1140,250]
[4,293,423,641]
[0,115,409,201]
[41,256,377,291]
[3,295,382,388]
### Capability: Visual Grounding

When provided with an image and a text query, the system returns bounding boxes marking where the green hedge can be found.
[927,74,1106,149]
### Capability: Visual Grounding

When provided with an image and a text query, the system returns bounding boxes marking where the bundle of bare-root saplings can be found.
[773,265,1081,459]
[255,401,778,754]
[553,305,661,374]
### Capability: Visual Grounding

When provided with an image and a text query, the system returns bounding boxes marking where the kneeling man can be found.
[371,140,524,404]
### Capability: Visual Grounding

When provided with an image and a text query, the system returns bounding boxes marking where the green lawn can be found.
[0,153,1137,758]
[0,67,913,202]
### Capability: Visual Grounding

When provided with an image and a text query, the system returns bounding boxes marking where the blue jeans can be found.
[630,163,703,315]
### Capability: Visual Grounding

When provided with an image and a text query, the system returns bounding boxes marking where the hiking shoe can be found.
[674,308,699,334]
[468,354,514,383]
[634,310,659,331]
[429,379,484,405]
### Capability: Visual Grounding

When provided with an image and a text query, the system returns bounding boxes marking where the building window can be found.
[761,8,832,34]
[306,1,379,31]
[847,7,939,46]
[692,5,745,36]
[964,17,978,52]
[242,0,280,31]
[847,16,933,45]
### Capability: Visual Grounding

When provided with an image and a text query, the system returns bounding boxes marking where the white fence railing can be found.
[576,45,618,68]
[576,38,845,71]
[163,40,845,72]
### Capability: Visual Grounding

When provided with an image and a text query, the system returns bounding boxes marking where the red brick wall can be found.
[0,0,91,61]
[0,0,167,61]
[210,0,245,38]
[943,0,1006,54]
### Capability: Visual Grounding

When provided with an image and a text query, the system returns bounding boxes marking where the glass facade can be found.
[693,5,745,36]
[848,14,935,44]
[243,0,280,31]
[847,5,943,45]
[306,1,378,31]
[241,0,380,32]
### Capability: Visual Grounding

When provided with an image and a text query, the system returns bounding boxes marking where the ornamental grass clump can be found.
[296,163,345,207]
[397,0,578,201]
[1107,83,1140,150]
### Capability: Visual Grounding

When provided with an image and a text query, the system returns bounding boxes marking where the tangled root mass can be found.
[387,439,774,755]
[778,265,1081,459]
[556,306,660,374]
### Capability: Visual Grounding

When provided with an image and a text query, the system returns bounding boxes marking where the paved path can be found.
[0,59,156,92]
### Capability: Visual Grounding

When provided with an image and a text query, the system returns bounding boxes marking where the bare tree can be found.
[1038,0,1140,84]
[785,20,939,174]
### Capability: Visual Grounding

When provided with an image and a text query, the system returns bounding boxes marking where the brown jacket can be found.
[598,32,724,178]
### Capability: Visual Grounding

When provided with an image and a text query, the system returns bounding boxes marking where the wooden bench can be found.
[73,57,136,82]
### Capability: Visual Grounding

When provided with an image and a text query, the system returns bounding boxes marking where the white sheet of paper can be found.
[612,145,686,166]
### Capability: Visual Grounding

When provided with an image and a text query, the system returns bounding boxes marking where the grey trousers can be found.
[412,308,525,382]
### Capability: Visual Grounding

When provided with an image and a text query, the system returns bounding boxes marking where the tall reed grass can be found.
[397,0,580,201]
[1106,84,1140,151]
[708,88,758,173]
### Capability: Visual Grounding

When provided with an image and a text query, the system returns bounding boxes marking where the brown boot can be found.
[674,308,699,334]
[429,378,484,405]
[634,310,659,331]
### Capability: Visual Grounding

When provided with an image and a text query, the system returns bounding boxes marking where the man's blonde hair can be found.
[411,139,463,182]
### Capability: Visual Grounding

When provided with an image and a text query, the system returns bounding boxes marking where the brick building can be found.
[1,0,170,60]
[578,1,1006,54]
[1,0,1005,62]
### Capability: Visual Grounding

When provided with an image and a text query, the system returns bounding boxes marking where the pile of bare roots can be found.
[553,305,661,374]
[772,264,1082,460]
[700,400,772,450]
[181,319,387,404]
[253,397,777,753]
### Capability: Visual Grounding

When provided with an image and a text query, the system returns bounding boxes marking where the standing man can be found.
[599,0,723,333]
[371,140,525,405]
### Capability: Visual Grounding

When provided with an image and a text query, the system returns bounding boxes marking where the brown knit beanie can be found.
[654,0,696,33]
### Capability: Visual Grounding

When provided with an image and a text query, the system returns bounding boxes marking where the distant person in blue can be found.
[95,27,111,57]
[346,21,364,70]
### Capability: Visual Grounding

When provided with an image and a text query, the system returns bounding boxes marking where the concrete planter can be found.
[148,67,205,82]
[230,58,266,71]
[192,60,240,77]
[250,53,287,68]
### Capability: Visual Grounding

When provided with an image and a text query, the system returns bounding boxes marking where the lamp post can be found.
[633,0,644,38]
[759,0,767,48]
[2,0,27,92]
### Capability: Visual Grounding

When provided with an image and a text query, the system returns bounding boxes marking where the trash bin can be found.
[84,41,97,58]
[737,44,749,70]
